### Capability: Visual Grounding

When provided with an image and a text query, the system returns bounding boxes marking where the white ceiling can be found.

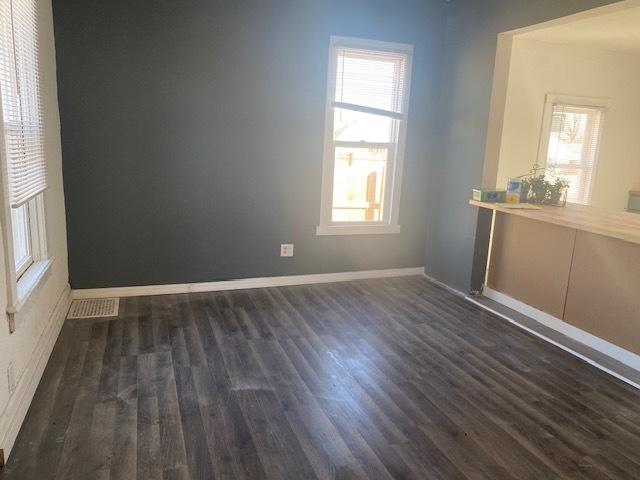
[519,7,640,55]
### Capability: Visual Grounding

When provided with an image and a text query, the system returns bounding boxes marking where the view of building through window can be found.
[332,146,387,222]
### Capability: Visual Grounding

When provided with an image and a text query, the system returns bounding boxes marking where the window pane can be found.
[332,146,387,222]
[545,105,603,205]
[333,108,394,143]
[547,110,588,166]
[335,47,408,114]
[11,203,32,274]
[551,168,582,204]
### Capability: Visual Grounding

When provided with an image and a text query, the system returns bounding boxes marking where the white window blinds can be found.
[0,0,47,208]
[545,104,603,205]
[334,47,409,119]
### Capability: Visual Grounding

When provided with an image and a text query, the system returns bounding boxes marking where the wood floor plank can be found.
[83,400,117,480]
[250,337,370,480]
[109,355,138,480]
[235,388,318,480]
[55,322,110,480]
[136,394,162,480]
[173,366,215,479]
[2,277,640,480]
[191,365,265,480]
[154,348,190,480]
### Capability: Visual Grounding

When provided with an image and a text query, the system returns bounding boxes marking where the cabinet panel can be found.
[564,231,640,355]
[488,212,575,319]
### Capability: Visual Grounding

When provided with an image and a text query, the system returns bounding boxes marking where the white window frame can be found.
[13,200,35,278]
[317,36,413,236]
[0,0,52,324]
[537,94,608,206]
[0,141,51,317]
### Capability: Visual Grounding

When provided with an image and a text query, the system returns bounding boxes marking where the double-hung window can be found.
[317,36,413,235]
[538,95,606,205]
[0,0,50,317]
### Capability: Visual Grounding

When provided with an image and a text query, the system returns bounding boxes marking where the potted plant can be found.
[547,177,570,205]
[518,165,569,206]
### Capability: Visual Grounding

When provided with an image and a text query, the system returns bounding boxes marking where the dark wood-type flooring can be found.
[2,276,640,479]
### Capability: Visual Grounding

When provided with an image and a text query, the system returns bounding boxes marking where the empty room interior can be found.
[1,0,640,478]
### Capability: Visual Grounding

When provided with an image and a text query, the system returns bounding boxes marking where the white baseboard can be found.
[73,267,426,300]
[481,286,640,381]
[0,284,72,459]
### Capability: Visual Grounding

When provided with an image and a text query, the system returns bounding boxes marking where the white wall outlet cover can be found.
[280,244,294,257]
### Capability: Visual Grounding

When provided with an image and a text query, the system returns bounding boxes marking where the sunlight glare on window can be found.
[333,108,393,143]
[332,147,387,222]
[11,203,32,275]
[545,105,602,205]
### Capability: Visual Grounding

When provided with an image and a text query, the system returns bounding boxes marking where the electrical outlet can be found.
[7,363,15,395]
[280,244,294,257]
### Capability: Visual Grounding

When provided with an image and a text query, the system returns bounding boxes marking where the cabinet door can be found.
[563,231,640,356]
[488,212,574,319]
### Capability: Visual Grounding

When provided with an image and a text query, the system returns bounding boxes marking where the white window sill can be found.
[316,224,401,236]
[12,258,53,313]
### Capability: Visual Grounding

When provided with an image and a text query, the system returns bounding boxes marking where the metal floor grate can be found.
[67,298,120,319]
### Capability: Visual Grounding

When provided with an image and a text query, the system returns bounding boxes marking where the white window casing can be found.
[317,36,413,236]
[0,0,52,327]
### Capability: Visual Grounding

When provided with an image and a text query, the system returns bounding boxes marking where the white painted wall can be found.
[0,0,70,457]
[497,38,640,211]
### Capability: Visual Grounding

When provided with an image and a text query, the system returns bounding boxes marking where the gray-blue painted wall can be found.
[53,0,618,290]
[53,0,445,288]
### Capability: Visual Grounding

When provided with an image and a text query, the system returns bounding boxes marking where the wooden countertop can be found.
[469,200,640,245]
